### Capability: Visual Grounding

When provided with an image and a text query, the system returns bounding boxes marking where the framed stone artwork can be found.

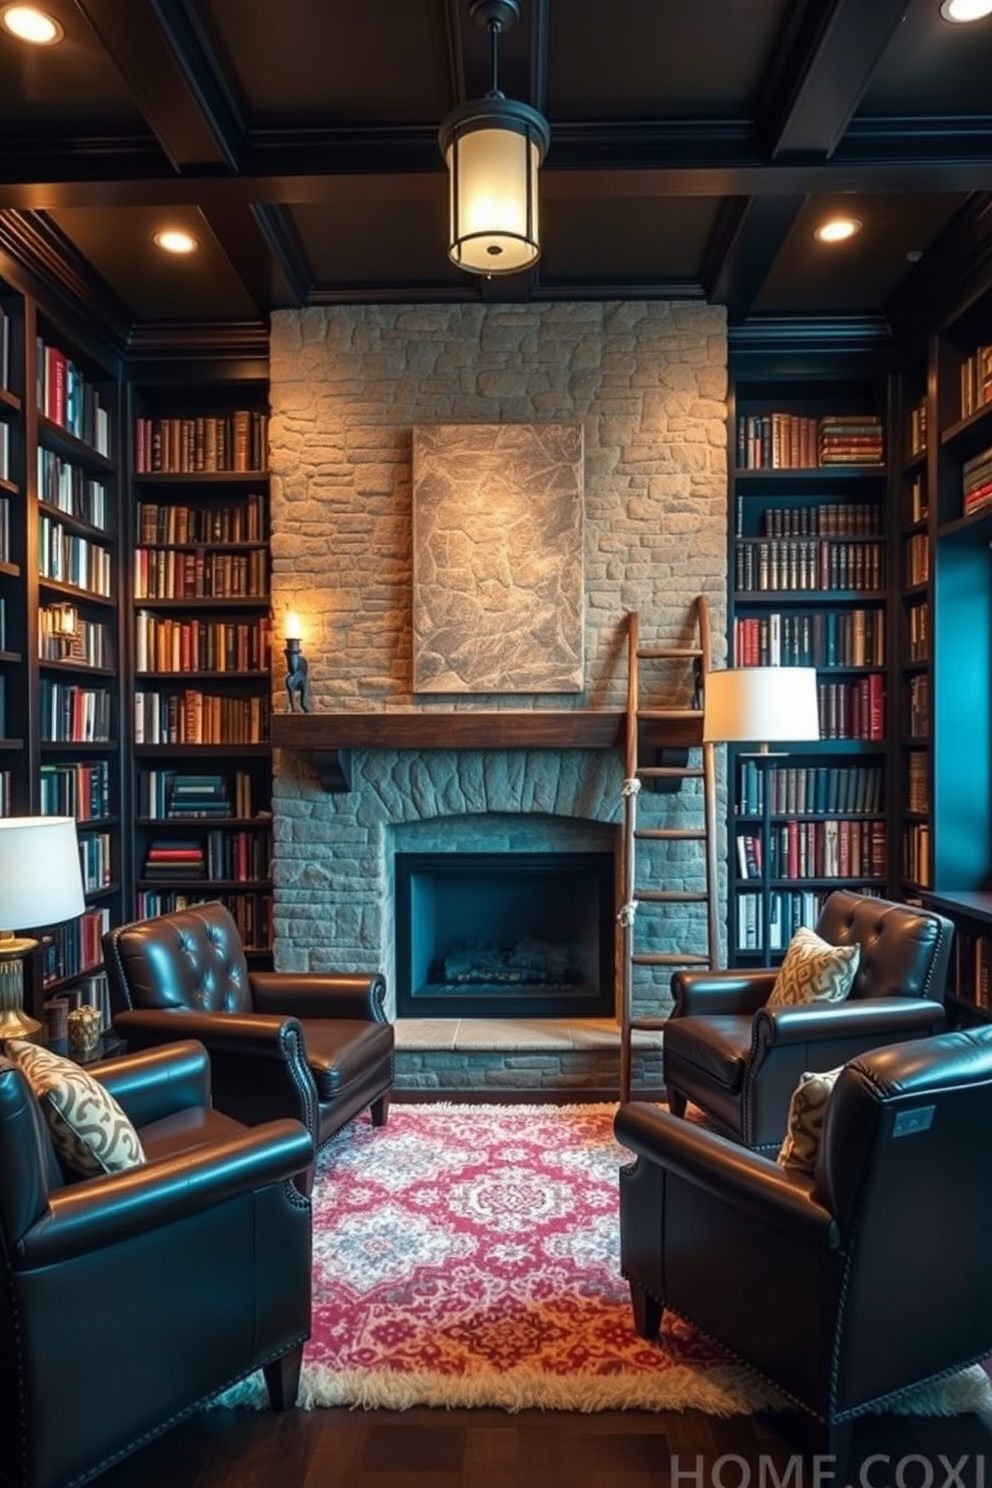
[412,423,584,693]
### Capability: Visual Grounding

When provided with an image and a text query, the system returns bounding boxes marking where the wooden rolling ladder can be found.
[619,600,719,1103]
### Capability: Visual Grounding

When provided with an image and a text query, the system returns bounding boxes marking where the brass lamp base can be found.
[0,934,42,1040]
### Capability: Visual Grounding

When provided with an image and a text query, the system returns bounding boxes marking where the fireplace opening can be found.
[394,851,615,1019]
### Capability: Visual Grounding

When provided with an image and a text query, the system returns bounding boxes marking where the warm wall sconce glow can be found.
[153,229,199,255]
[438,0,550,276]
[284,610,303,643]
[0,5,63,43]
[814,217,863,244]
[939,0,992,20]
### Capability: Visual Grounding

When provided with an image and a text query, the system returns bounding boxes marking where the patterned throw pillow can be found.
[776,1066,843,1176]
[766,926,860,1008]
[5,1039,145,1177]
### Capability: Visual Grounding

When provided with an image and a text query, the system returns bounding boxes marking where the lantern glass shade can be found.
[444,117,543,274]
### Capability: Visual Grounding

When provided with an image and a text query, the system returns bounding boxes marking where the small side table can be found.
[45,1032,127,1067]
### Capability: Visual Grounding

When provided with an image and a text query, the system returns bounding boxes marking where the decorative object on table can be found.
[42,995,68,1042]
[437,0,550,277]
[412,423,584,692]
[0,816,85,1039]
[66,1003,102,1059]
[283,610,311,713]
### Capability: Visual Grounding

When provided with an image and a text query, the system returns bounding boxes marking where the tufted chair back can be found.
[105,901,253,1016]
[815,889,952,1003]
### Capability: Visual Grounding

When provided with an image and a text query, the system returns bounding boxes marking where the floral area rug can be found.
[221,1103,992,1415]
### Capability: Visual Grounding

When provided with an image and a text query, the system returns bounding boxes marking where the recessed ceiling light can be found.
[814,217,863,244]
[939,0,992,21]
[0,5,64,43]
[153,229,199,255]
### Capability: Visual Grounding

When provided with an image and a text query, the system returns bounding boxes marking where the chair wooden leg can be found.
[629,1283,663,1340]
[370,1091,391,1127]
[666,1089,687,1118]
[263,1344,303,1411]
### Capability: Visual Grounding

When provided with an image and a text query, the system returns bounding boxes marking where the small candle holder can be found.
[284,635,311,713]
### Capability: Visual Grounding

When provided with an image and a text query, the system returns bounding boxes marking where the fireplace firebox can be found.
[394,851,615,1018]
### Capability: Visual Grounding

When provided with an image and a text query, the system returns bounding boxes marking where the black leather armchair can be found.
[103,901,395,1176]
[663,890,952,1150]
[616,1027,992,1464]
[0,1038,313,1488]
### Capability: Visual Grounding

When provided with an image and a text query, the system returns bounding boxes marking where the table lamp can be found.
[703,666,821,751]
[0,816,86,1038]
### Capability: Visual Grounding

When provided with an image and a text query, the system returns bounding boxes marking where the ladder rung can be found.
[636,647,704,661]
[634,828,706,841]
[632,952,712,967]
[637,766,704,780]
[628,1017,670,1032]
[637,708,702,721]
[634,890,710,903]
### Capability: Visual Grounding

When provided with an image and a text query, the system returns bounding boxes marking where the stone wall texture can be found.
[268,301,729,1027]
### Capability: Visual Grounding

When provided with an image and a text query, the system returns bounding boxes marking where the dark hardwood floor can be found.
[97,1400,992,1487]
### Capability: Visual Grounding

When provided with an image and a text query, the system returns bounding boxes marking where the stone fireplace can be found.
[267,300,729,1082]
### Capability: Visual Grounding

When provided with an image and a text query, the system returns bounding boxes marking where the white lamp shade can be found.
[0,816,85,929]
[703,667,821,745]
[445,125,542,274]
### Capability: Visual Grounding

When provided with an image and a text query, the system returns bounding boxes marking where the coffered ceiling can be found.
[0,0,989,345]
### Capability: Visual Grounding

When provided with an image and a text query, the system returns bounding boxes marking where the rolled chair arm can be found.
[250,971,389,1022]
[614,1102,840,1249]
[17,1119,314,1268]
[671,970,776,1018]
[114,1007,306,1056]
[88,1039,211,1128]
[753,996,945,1048]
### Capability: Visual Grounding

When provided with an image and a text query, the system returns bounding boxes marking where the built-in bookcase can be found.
[128,365,273,960]
[895,355,932,900]
[727,359,892,963]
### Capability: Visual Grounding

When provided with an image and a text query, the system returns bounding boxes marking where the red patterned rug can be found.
[222,1103,992,1415]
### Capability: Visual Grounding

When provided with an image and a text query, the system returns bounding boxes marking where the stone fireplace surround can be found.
[268,301,728,1090]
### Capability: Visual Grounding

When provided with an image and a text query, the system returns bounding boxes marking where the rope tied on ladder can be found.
[617,900,638,927]
[621,777,641,798]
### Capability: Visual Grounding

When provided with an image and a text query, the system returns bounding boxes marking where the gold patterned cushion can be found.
[777,1066,843,1176]
[766,926,860,1007]
[5,1040,145,1177]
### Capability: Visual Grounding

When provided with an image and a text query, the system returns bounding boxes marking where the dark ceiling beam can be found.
[530,0,549,118]
[249,205,313,308]
[757,0,912,158]
[0,210,131,354]
[73,0,244,171]
[442,0,468,107]
[702,195,808,323]
[886,192,992,339]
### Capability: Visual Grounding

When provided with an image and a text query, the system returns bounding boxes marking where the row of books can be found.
[902,823,930,889]
[133,689,270,745]
[39,607,112,669]
[0,303,10,391]
[36,338,112,457]
[736,887,881,954]
[907,601,929,663]
[953,927,992,1009]
[40,761,111,820]
[38,448,110,531]
[40,907,110,988]
[134,411,268,474]
[137,495,265,546]
[959,346,992,422]
[736,413,884,470]
[0,768,12,815]
[907,397,927,458]
[907,474,927,527]
[39,515,113,597]
[751,502,881,539]
[736,819,887,882]
[39,681,112,743]
[0,494,9,562]
[135,613,272,675]
[133,545,268,600]
[733,609,884,669]
[138,769,262,820]
[907,750,928,813]
[817,675,885,741]
[963,443,992,516]
[141,831,268,882]
[134,889,272,950]
[79,831,112,892]
[735,761,883,818]
[735,538,884,594]
[0,420,9,482]
[908,674,929,736]
[905,532,929,585]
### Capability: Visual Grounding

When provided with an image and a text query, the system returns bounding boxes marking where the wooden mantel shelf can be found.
[270,709,702,791]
